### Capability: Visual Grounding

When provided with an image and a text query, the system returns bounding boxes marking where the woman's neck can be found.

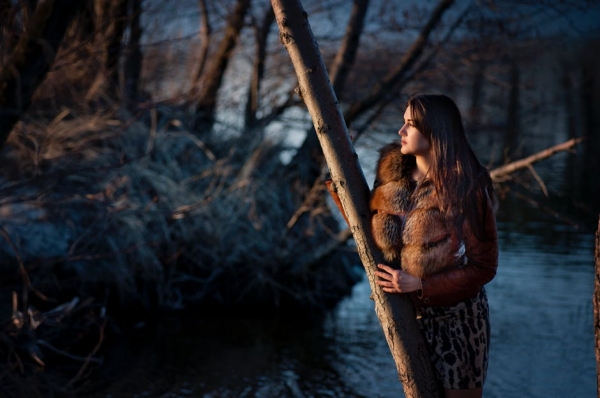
[413,155,431,182]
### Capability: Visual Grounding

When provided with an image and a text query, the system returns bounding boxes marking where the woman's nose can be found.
[398,125,407,136]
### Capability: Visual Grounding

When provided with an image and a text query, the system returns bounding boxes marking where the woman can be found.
[373,93,498,398]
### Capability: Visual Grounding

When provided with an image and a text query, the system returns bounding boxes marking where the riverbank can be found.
[0,105,362,397]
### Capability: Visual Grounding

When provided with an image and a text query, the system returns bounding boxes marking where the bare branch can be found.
[344,0,455,127]
[490,137,585,181]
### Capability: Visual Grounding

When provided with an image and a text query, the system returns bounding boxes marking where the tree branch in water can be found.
[490,137,585,182]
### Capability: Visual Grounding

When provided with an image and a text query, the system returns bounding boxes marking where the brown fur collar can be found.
[370,142,461,277]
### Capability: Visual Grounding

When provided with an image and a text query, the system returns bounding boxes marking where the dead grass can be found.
[0,103,360,317]
[0,101,362,394]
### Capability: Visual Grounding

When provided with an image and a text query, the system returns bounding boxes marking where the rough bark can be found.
[0,0,90,150]
[595,215,600,398]
[270,1,441,397]
[193,0,251,133]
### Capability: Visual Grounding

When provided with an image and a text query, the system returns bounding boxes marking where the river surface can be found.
[89,200,597,398]
[82,3,598,395]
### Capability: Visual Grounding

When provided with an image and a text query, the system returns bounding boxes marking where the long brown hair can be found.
[407,93,496,240]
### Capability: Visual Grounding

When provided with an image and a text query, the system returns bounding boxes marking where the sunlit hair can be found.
[406,92,495,240]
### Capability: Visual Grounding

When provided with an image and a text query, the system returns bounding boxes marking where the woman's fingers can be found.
[377,263,392,272]
[375,270,392,282]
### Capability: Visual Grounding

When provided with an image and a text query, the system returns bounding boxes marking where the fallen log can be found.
[490,137,585,182]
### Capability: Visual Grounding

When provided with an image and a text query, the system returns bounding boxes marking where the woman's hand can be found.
[376,264,421,294]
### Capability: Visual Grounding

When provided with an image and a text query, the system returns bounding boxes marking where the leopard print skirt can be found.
[416,288,490,390]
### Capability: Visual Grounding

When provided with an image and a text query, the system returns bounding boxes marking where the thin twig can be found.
[36,340,103,364]
[526,164,548,196]
[65,317,107,389]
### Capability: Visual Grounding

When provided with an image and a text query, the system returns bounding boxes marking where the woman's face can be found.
[398,105,430,157]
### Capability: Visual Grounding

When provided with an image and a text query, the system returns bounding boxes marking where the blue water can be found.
[318,219,596,398]
[92,209,597,398]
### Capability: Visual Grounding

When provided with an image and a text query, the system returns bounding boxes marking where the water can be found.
[485,221,595,398]
[90,205,597,398]
[87,2,599,395]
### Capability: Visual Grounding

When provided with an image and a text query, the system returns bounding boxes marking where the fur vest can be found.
[370,142,463,278]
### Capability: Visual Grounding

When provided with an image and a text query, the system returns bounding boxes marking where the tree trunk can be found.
[287,0,370,202]
[107,0,128,98]
[0,0,90,150]
[0,0,16,64]
[351,4,469,139]
[244,5,275,131]
[123,0,142,106]
[270,1,441,397]
[287,0,453,209]
[594,215,600,398]
[328,0,369,99]
[95,0,128,99]
[193,0,250,134]
[189,0,211,99]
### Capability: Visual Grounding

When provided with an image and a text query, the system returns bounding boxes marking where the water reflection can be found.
[90,207,596,398]
[486,239,594,398]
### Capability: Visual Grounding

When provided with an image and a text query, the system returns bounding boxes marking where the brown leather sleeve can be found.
[412,192,498,307]
[325,179,350,227]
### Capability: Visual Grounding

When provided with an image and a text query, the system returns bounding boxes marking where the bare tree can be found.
[105,0,128,98]
[271,0,441,397]
[189,0,212,99]
[343,0,455,128]
[284,0,455,241]
[328,0,370,99]
[289,0,371,190]
[296,0,454,178]
[192,0,251,134]
[244,5,275,131]
[123,0,142,106]
[0,0,91,150]
[85,0,128,100]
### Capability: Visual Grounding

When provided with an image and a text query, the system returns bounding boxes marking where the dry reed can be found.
[0,104,360,317]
